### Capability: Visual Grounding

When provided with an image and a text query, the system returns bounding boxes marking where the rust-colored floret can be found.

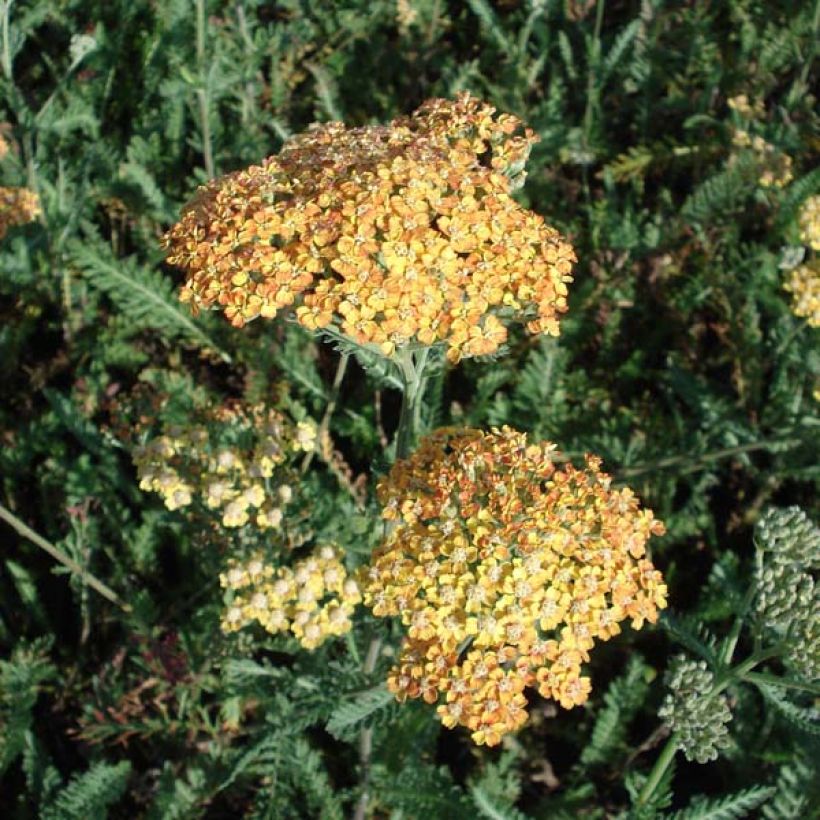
[164,94,575,362]
[360,427,667,746]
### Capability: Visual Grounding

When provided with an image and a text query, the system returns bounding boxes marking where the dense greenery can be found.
[1,0,818,817]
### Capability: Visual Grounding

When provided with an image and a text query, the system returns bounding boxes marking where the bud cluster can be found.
[754,507,820,680]
[659,654,732,764]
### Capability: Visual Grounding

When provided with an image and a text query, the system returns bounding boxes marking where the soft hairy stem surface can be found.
[354,346,431,820]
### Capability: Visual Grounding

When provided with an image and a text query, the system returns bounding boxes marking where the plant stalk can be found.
[195,0,215,178]
[0,502,131,612]
[353,347,430,820]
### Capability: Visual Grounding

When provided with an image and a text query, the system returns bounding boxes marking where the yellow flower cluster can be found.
[799,195,820,252]
[731,129,793,189]
[360,427,666,746]
[220,546,362,649]
[164,93,576,362]
[133,403,316,529]
[784,259,820,328]
[727,94,765,119]
[0,185,41,240]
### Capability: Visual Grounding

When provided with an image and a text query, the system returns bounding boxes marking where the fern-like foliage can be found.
[581,656,651,766]
[68,240,230,362]
[668,785,775,820]
[40,760,131,820]
[0,638,55,775]
[325,685,395,740]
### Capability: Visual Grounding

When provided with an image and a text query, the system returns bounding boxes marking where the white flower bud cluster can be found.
[659,655,732,764]
[754,507,820,680]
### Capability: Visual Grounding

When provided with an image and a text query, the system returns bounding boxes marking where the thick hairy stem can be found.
[395,348,428,460]
[354,347,430,819]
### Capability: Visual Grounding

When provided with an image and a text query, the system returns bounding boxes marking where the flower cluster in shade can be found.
[133,403,316,530]
[727,95,793,189]
[359,427,666,746]
[164,93,576,362]
[783,196,820,329]
[799,195,820,252]
[784,259,820,328]
[0,133,41,239]
[220,546,362,649]
[730,128,793,189]
[0,186,40,240]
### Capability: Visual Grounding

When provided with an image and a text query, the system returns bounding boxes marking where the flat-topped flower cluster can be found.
[164,93,575,362]
[221,546,362,649]
[360,427,667,745]
[133,403,315,529]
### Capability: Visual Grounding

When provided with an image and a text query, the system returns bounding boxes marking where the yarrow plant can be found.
[220,546,362,650]
[164,93,576,362]
[155,96,669,762]
[133,402,315,528]
[784,196,820,328]
[360,427,667,745]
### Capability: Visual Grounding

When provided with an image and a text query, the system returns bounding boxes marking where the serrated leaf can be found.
[325,686,394,739]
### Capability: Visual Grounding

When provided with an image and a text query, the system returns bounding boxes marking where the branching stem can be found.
[636,645,784,807]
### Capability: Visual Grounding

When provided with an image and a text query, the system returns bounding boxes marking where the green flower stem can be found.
[354,345,432,820]
[0,502,131,612]
[395,347,429,461]
[636,645,785,807]
[301,352,349,474]
[195,0,215,179]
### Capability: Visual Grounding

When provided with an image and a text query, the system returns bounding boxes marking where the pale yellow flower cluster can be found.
[220,546,362,649]
[165,93,575,362]
[133,404,315,529]
[784,259,820,328]
[727,94,765,119]
[0,185,40,239]
[799,195,820,252]
[731,129,793,189]
[360,427,666,746]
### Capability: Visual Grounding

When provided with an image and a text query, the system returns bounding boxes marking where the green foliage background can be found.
[0,0,818,817]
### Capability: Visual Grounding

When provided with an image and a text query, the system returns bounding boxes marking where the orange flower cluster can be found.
[220,546,362,649]
[0,185,40,239]
[133,403,315,529]
[360,427,666,746]
[165,94,575,362]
